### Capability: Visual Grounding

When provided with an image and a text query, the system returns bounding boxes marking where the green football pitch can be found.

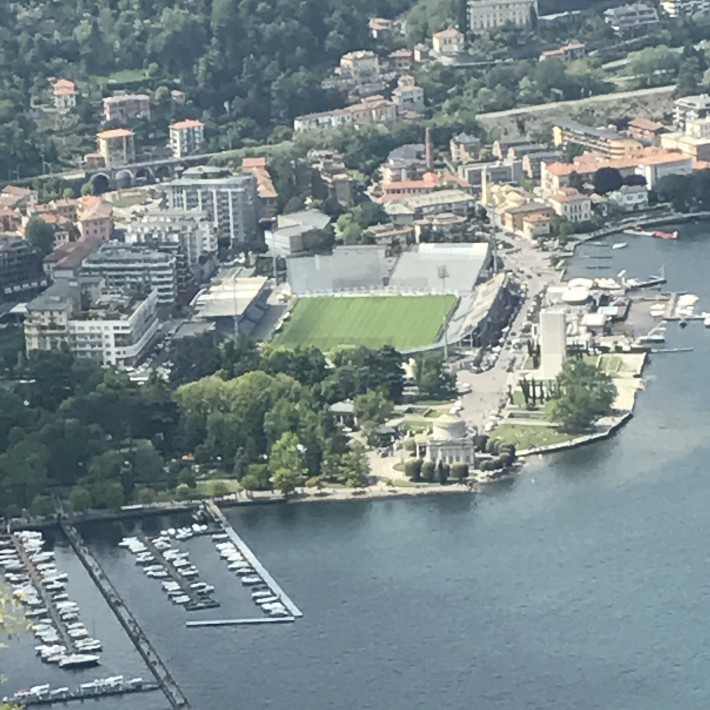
[273,295,458,351]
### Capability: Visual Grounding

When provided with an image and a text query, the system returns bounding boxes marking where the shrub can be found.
[211,481,230,497]
[421,461,436,482]
[137,488,155,505]
[451,463,469,482]
[404,458,422,481]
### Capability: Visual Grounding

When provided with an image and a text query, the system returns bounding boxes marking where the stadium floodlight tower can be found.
[437,265,449,294]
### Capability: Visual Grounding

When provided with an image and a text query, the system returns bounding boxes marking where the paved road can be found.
[457,239,562,431]
[477,84,675,120]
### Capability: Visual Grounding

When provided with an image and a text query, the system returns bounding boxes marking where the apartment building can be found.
[382,144,428,183]
[293,109,353,132]
[52,79,78,111]
[126,208,218,271]
[102,93,150,122]
[97,128,135,167]
[673,94,710,131]
[78,197,114,241]
[81,242,178,306]
[25,280,159,368]
[468,0,538,31]
[661,0,710,16]
[522,150,564,178]
[392,76,425,115]
[346,95,397,125]
[0,235,46,301]
[603,3,659,32]
[164,167,258,246]
[607,184,649,211]
[552,120,643,160]
[389,49,414,72]
[432,27,464,56]
[308,150,359,205]
[450,133,481,164]
[384,189,475,225]
[369,17,394,40]
[242,157,278,222]
[458,161,523,189]
[634,152,693,189]
[169,119,205,158]
[339,50,380,83]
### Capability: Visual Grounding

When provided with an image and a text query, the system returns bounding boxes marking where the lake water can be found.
[5,224,710,709]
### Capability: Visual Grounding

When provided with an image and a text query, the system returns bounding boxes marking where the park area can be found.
[273,295,458,351]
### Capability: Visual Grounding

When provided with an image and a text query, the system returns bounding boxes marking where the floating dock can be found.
[203,502,303,619]
[9,534,78,654]
[21,681,160,707]
[136,532,219,612]
[59,520,192,710]
[186,617,295,628]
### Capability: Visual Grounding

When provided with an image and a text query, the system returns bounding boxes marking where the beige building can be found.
[392,76,424,115]
[102,93,150,123]
[52,79,78,111]
[339,50,380,83]
[468,0,538,31]
[432,27,464,56]
[346,95,397,125]
[97,128,135,167]
[77,197,114,241]
[242,157,278,222]
[169,119,205,158]
[548,188,591,223]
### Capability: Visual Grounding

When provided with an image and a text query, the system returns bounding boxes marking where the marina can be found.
[186,617,296,627]
[59,520,192,710]
[204,501,303,619]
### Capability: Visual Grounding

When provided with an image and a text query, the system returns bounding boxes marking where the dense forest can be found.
[0,0,416,179]
[0,331,457,517]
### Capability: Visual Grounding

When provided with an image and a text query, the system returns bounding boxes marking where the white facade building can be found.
[673,94,710,131]
[126,208,218,270]
[603,2,659,32]
[164,167,258,246]
[293,109,354,132]
[607,184,649,211]
[24,281,159,368]
[661,0,710,16]
[81,243,178,305]
[169,119,205,158]
[539,307,567,380]
[468,0,538,31]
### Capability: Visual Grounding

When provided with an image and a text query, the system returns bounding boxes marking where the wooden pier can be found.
[9,534,77,654]
[59,520,192,710]
[136,532,219,612]
[203,502,303,619]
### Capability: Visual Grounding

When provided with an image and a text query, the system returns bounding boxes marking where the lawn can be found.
[490,422,576,450]
[273,295,457,351]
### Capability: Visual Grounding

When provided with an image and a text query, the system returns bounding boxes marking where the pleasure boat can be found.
[612,242,627,250]
[59,653,100,669]
[241,576,263,585]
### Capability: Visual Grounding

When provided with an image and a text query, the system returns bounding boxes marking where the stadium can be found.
[273,243,519,354]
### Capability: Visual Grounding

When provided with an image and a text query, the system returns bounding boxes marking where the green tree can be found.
[421,461,436,483]
[24,217,54,256]
[137,487,155,505]
[353,389,393,436]
[414,352,456,399]
[341,441,370,487]
[69,485,91,512]
[547,359,617,433]
[592,167,623,195]
[405,458,422,481]
[269,432,306,495]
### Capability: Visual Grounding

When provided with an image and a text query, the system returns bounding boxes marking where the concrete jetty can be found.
[203,501,303,619]
[20,681,160,707]
[59,520,192,710]
[186,617,295,628]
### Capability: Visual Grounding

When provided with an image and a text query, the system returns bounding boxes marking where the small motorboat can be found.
[612,242,627,250]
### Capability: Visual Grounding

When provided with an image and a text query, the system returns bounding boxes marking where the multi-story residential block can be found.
[661,0,710,16]
[552,120,643,160]
[0,185,38,213]
[458,161,523,190]
[308,150,359,205]
[491,136,534,160]
[169,119,205,158]
[450,133,481,164]
[603,3,659,32]
[369,17,394,40]
[539,41,586,61]
[339,51,380,83]
[468,0,538,31]
[627,117,666,142]
[77,197,114,241]
[51,79,78,111]
[506,143,548,161]
[81,242,178,306]
[102,93,151,123]
[164,167,258,246]
[673,94,710,131]
[24,280,159,368]
[125,208,218,272]
[522,150,564,178]
[548,188,592,222]
[293,109,354,132]
[0,207,21,233]
[607,184,649,211]
[432,27,464,56]
[0,235,46,301]
[634,152,693,189]
[242,157,278,222]
[659,131,710,161]
[384,189,475,225]
[389,49,414,72]
[97,128,135,167]
[392,76,424,115]
[382,144,428,183]
[346,95,397,125]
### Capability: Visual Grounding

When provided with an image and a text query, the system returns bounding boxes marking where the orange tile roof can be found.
[550,189,588,203]
[171,119,203,130]
[523,212,553,223]
[242,157,267,168]
[636,151,690,166]
[97,128,134,139]
[54,86,77,96]
[628,117,664,132]
[434,27,462,39]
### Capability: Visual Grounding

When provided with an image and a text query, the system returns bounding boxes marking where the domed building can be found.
[415,412,476,465]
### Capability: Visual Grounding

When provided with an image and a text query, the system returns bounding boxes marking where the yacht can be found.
[146,569,168,579]
[234,567,255,577]
[172,595,190,605]
[255,596,279,605]
[241,576,263,586]
[59,653,100,669]
[612,242,627,250]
